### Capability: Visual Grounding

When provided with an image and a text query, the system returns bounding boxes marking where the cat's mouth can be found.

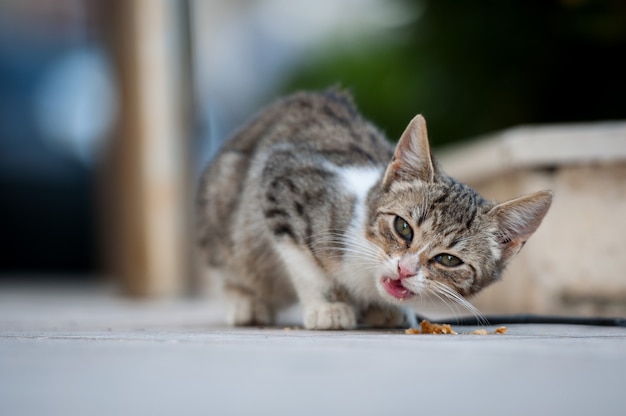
[381,277,415,300]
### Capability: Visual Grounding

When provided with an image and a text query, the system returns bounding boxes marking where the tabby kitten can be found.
[197,89,552,330]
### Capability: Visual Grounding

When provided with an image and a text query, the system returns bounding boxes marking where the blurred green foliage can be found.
[281,0,626,146]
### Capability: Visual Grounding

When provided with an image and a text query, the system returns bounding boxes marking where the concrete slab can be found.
[1,284,625,416]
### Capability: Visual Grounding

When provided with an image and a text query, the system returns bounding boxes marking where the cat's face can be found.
[366,178,500,307]
[363,115,552,309]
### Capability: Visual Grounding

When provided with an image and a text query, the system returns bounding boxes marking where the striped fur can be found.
[196,89,552,329]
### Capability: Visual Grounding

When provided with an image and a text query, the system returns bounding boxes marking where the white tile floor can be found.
[1,283,625,416]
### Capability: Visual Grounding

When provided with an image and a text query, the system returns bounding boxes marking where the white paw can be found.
[303,302,357,330]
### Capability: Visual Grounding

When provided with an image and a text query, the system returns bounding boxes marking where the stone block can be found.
[438,121,626,316]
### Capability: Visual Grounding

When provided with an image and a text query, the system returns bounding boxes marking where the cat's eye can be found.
[393,216,413,242]
[434,254,463,267]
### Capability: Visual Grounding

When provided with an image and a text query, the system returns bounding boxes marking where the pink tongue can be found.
[384,278,411,299]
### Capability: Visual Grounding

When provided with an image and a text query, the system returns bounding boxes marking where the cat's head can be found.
[366,115,552,306]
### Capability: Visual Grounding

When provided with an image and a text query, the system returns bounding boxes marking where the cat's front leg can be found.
[276,241,357,330]
[303,301,357,330]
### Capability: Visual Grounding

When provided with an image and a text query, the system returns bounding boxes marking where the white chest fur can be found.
[336,166,382,221]
[332,166,386,302]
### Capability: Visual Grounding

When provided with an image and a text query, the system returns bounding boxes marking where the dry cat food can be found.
[404,320,508,335]
[404,320,457,335]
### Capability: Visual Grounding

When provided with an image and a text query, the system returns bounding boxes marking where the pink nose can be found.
[397,263,415,280]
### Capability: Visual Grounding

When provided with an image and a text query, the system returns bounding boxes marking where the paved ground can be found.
[1,283,625,416]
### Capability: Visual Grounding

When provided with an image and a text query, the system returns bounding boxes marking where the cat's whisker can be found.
[349,264,381,275]
[342,249,387,263]
[429,281,488,326]
[311,245,382,270]
[416,292,434,317]
[314,245,385,264]
[428,286,465,319]
[342,245,382,258]
[310,231,390,265]
[419,290,459,322]
[434,283,481,319]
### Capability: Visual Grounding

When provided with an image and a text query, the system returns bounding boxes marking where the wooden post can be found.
[104,0,192,297]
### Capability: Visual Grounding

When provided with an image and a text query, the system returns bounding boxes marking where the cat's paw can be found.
[226,290,274,326]
[303,302,357,330]
[361,304,408,328]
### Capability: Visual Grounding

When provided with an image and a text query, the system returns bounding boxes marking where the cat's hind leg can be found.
[212,266,275,326]
[224,284,274,326]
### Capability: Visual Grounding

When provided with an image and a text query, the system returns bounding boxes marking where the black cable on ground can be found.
[416,314,626,327]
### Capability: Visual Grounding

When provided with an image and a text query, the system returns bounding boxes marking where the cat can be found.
[196,88,553,330]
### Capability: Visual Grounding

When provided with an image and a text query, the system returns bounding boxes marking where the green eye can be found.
[394,216,413,242]
[434,254,463,267]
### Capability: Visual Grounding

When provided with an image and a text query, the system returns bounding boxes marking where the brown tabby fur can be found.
[196,89,552,329]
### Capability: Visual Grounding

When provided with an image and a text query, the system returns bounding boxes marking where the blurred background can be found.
[0,0,624,310]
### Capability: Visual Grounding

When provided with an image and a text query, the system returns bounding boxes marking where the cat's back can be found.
[223,88,392,164]
[197,89,393,264]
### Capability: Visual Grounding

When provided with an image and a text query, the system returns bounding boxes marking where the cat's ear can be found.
[489,190,553,265]
[382,114,435,188]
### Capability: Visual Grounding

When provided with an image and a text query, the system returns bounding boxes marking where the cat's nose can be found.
[397,263,416,280]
